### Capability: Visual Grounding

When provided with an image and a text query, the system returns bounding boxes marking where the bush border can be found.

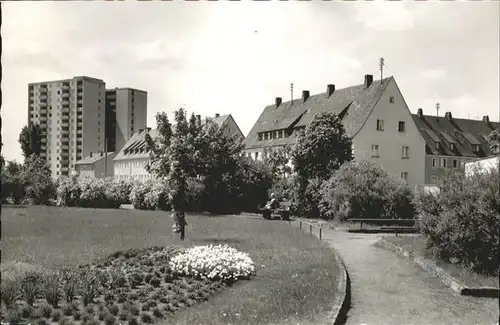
[375,237,499,298]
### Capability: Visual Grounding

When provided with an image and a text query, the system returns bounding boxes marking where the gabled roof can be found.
[114,129,158,161]
[243,76,392,150]
[412,113,499,157]
[114,114,244,161]
[75,152,116,165]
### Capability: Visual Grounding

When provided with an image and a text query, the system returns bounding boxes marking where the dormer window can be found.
[450,143,455,151]
[264,132,269,140]
[258,133,263,141]
[435,142,440,150]
[473,144,480,152]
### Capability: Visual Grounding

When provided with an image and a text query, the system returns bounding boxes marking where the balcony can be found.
[62,84,70,90]
[61,126,69,131]
[60,156,69,162]
[39,108,47,114]
[40,94,48,100]
[39,116,47,122]
[77,99,83,105]
[62,100,70,106]
[61,107,70,113]
[41,138,47,143]
[61,167,69,172]
[39,102,48,107]
[61,92,70,98]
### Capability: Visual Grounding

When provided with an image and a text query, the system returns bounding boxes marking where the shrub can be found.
[416,163,500,275]
[78,269,100,306]
[51,309,62,322]
[21,305,34,318]
[152,307,163,318]
[20,271,43,306]
[107,303,119,316]
[169,244,256,283]
[320,160,415,221]
[60,267,79,303]
[140,313,153,324]
[43,270,62,309]
[56,176,82,207]
[1,277,20,308]
[21,154,56,205]
[129,179,170,211]
[40,303,53,318]
[129,316,139,325]
[290,176,324,218]
[5,308,22,325]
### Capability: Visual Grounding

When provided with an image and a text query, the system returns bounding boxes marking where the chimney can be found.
[215,113,220,118]
[417,108,423,118]
[445,112,452,121]
[100,151,104,157]
[145,127,151,133]
[483,115,490,124]
[327,84,335,97]
[364,74,373,88]
[275,97,282,107]
[196,115,201,125]
[302,90,310,102]
[90,152,93,157]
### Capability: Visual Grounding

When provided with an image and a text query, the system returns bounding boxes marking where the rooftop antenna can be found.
[290,83,294,103]
[436,102,440,117]
[379,57,385,81]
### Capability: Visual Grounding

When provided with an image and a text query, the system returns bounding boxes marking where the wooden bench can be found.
[263,201,291,221]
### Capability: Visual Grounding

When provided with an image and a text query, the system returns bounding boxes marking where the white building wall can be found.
[114,157,152,181]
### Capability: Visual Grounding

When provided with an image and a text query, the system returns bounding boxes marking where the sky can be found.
[2,1,499,162]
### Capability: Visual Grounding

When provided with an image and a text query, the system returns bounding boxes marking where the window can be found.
[441,158,447,168]
[432,158,438,168]
[450,143,455,151]
[398,121,405,132]
[371,144,379,157]
[389,96,395,103]
[431,175,439,184]
[401,172,408,182]
[258,133,263,141]
[254,152,259,160]
[402,146,409,159]
[473,144,480,152]
[376,119,384,131]
[264,133,269,140]
[452,159,458,168]
[435,142,440,150]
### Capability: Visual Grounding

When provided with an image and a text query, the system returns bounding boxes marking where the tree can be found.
[146,109,197,240]
[21,155,55,205]
[19,124,44,159]
[1,160,25,204]
[487,129,500,155]
[290,112,353,218]
[263,145,292,179]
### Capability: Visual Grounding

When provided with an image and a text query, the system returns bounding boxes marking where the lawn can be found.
[1,205,341,325]
[382,235,499,289]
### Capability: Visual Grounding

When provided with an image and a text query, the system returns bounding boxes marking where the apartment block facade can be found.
[105,88,147,153]
[28,76,106,179]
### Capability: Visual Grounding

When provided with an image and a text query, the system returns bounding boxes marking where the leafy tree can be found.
[194,119,245,214]
[21,155,55,205]
[18,124,44,159]
[237,158,274,212]
[146,109,197,239]
[290,112,353,218]
[1,160,25,204]
[487,129,500,155]
[263,145,292,180]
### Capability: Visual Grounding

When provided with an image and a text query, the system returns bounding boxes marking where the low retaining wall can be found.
[376,237,499,298]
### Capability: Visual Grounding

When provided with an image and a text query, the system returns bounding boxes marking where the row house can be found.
[243,74,426,186]
[412,110,499,185]
[113,113,244,181]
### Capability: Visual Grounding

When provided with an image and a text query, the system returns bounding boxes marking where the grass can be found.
[1,205,341,325]
[382,235,499,289]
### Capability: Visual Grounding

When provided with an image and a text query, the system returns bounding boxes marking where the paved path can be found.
[294,223,499,325]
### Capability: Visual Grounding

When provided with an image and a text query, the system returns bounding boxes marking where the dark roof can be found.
[114,129,158,161]
[114,114,242,161]
[412,114,499,157]
[243,77,392,150]
[75,152,116,165]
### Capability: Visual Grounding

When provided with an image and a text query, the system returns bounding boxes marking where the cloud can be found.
[1,2,499,162]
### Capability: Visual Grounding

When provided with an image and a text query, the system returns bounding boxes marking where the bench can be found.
[348,218,417,229]
[262,201,291,221]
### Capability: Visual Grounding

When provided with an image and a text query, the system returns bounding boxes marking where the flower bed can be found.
[0,245,255,325]
[170,245,256,283]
